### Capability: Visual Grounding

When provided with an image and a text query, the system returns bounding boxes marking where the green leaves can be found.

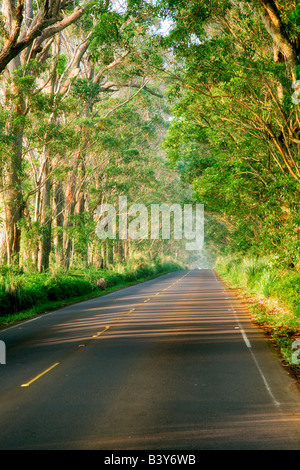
[71,78,102,104]
[56,54,68,76]
[88,11,124,62]
[90,11,122,50]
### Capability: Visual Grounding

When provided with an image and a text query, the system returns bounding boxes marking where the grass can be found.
[215,254,300,374]
[0,257,184,329]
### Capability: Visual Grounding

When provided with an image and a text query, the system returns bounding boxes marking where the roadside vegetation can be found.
[0,0,299,367]
[215,255,300,374]
[0,256,184,329]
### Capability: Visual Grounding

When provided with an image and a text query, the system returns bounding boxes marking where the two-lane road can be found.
[1,269,300,449]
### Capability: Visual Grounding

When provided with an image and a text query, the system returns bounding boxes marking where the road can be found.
[0,269,300,450]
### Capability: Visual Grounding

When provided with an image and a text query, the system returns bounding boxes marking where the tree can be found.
[0,0,92,74]
[153,0,300,262]
[0,0,97,265]
[0,1,186,271]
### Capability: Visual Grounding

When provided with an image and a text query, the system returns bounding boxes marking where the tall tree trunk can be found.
[260,0,299,80]
[1,2,27,266]
[37,152,52,272]
[74,154,89,266]
[4,82,25,266]
[53,180,64,267]
[63,176,76,271]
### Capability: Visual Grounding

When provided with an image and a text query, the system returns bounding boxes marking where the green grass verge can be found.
[0,259,184,330]
[215,254,300,318]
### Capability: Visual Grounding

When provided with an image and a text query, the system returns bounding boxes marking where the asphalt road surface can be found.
[1,269,300,450]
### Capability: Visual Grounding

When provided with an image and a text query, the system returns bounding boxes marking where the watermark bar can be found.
[291,340,300,365]
[292,80,300,105]
[0,340,6,365]
[96,197,204,252]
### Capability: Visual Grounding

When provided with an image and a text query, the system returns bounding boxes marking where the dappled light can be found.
[30,270,253,347]
[0,0,300,452]
[1,270,300,450]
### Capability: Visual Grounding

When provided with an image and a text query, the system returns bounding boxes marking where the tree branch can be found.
[0,2,91,74]
[99,80,163,98]
[259,0,299,78]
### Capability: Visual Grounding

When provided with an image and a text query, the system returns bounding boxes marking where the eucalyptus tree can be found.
[0,0,100,266]
[0,0,93,73]
[0,0,169,270]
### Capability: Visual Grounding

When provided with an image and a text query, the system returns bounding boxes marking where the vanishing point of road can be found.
[1,269,300,450]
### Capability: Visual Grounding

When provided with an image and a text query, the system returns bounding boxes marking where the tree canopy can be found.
[0,0,299,272]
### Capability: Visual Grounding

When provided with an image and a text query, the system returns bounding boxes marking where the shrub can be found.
[215,255,300,317]
[45,276,95,301]
[272,273,300,317]
[0,256,183,318]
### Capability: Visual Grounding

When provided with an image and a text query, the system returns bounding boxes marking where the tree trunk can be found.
[37,152,52,272]
[260,0,299,80]
[63,177,76,271]
[3,82,25,266]
[53,180,65,267]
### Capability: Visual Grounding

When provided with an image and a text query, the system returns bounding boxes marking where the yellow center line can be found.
[93,326,110,337]
[92,271,191,340]
[20,272,192,388]
[21,362,59,388]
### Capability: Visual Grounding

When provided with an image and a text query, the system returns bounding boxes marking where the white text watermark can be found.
[96,197,204,251]
[0,340,6,365]
[292,80,300,105]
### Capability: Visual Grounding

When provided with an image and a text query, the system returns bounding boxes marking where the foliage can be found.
[215,254,300,319]
[157,0,300,266]
[0,257,183,320]
[215,253,300,368]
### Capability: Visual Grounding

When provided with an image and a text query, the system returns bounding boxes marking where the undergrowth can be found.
[0,256,184,328]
